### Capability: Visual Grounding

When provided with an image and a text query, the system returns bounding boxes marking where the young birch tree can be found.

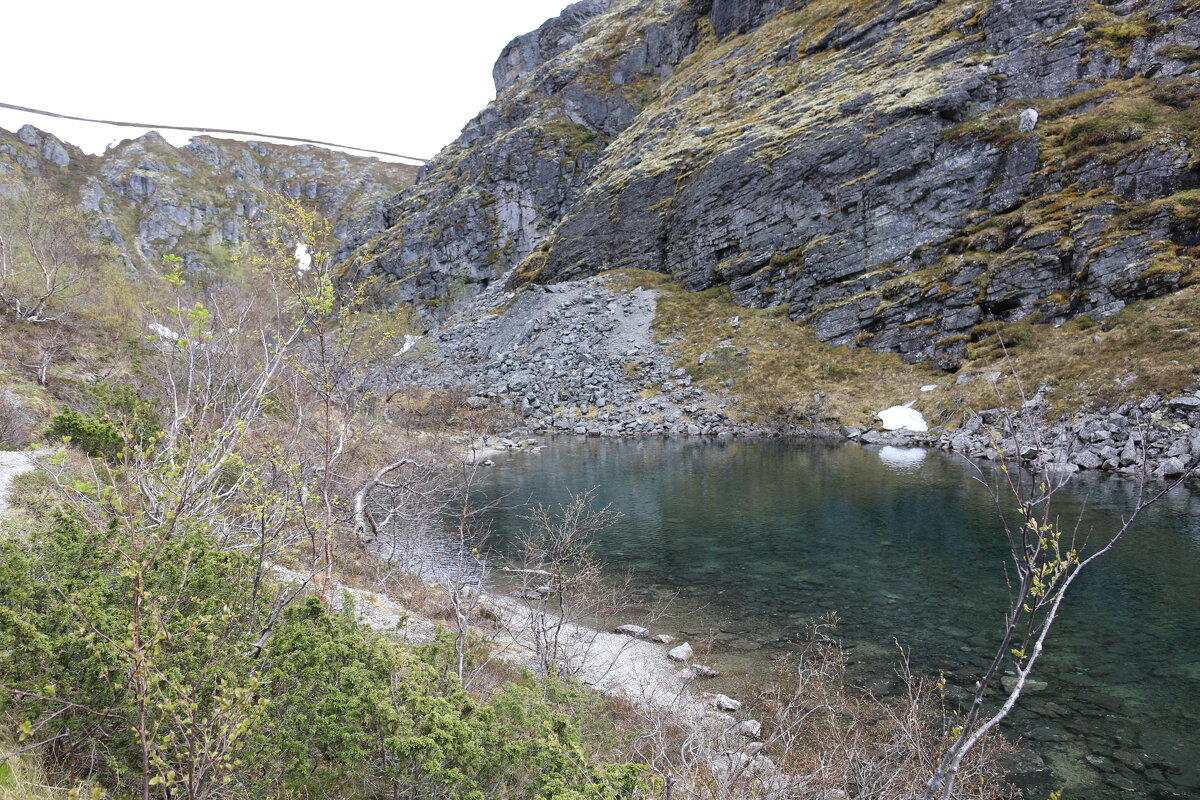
[923,390,1194,799]
[241,196,401,599]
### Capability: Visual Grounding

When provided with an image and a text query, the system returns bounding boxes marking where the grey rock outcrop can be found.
[346,0,1200,373]
[373,274,765,438]
[0,125,417,279]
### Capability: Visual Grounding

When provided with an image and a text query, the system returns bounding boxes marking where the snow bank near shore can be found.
[877,404,928,432]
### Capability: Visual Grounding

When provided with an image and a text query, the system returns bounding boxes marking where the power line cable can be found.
[0,100,429,164]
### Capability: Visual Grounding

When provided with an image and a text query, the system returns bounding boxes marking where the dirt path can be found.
[0,450,38,516]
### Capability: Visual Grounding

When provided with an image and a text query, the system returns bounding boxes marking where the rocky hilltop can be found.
[0,124,417,281]
[344,0,1199,370]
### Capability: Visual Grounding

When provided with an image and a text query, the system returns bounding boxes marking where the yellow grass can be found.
[605,269,1200,428]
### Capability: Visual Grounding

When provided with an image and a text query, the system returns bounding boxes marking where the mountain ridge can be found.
[342,0,1199,371]
[0,123,417,283]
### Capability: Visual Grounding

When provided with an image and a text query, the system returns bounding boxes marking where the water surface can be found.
[475,438,1200,798]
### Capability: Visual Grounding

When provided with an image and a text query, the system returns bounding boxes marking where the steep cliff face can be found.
[347,0,1199,370]
[0,124,417,281]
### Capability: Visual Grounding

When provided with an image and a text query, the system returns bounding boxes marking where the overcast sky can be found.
[0,0,572,164]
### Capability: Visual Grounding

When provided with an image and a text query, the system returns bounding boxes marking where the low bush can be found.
[44,381,161,457]
[0,508,650,800]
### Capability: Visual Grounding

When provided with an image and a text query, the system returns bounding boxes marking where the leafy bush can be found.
[44,407,123,457]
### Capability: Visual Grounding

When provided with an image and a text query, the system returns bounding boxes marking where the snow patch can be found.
[294,242,312,273]
[396,334,422,356]
[877,405,928,432]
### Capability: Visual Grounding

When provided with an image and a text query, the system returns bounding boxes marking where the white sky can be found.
[0,0,573,164]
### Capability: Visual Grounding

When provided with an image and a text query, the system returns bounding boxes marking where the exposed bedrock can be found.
[343,0,1200,370]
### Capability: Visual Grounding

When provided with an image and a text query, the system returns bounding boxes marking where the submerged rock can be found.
[1001,675,1048,694]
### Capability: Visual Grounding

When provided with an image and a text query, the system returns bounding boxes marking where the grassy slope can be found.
[609,268,1200,429]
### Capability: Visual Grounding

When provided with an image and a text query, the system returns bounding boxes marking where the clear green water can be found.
[474,438,1200,799]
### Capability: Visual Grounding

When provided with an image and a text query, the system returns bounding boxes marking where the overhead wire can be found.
[0,100,429,164]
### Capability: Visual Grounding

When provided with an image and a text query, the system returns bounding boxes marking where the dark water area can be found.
[473,437,1200,799]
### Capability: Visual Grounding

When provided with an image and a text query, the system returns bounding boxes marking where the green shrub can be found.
[44,407,123,457]
[0,510,649,800]
[44,381,161,458]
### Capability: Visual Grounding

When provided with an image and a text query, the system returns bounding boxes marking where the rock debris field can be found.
[378,275,765,439]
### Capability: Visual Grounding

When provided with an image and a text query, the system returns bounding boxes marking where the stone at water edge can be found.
[651,633,675,644]
[706,693,742,712]
[732,719,762,739]
[667,642,693,662]
[614,624,649,638]
[1157,456,1188,477]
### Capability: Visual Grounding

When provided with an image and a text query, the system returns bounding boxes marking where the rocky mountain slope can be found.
[1,124,417,282]
[379,275,763,438]
[344,0,1199,371]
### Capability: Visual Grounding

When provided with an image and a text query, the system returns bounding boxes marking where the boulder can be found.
[667,642,693,662]
[614,624,649,638]
[732,719,762,739]
[1167,395,1200,411]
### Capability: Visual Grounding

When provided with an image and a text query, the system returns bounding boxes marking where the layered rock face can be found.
[347,0,1199,369]
[0,124,417,281]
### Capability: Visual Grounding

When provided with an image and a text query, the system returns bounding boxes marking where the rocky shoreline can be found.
[270,564,784,794]
[843,387,1200,484]
[381,275,1200,485]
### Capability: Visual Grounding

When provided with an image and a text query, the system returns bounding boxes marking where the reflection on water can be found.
[877,445,927,472]
[473,437,1200,798]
